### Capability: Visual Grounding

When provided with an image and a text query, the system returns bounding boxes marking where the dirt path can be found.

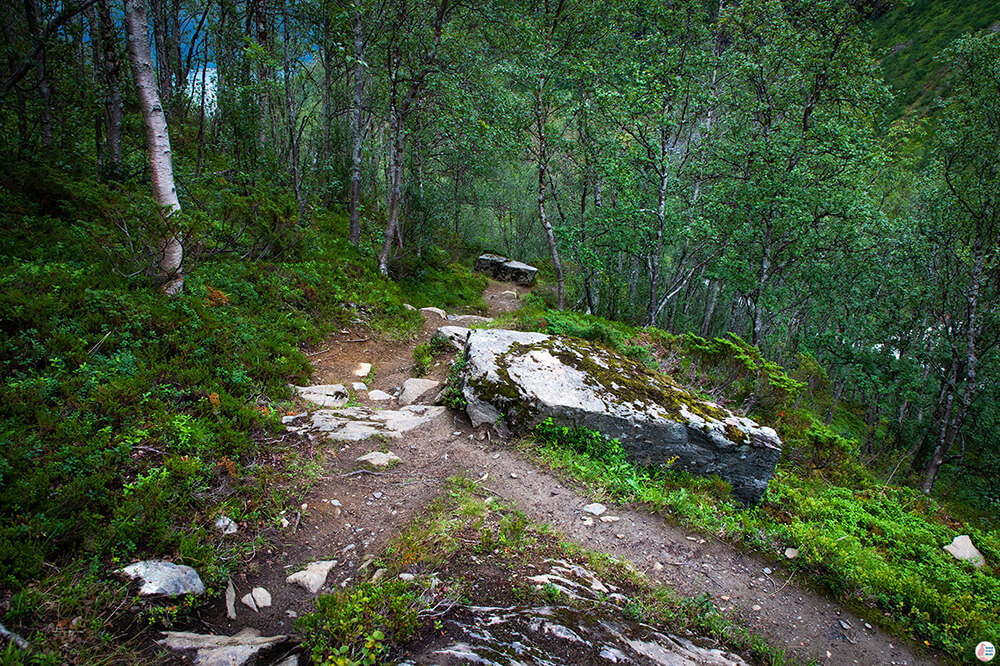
[193,280,935,666]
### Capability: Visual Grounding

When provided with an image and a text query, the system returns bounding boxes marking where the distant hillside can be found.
[872,0,1000,118]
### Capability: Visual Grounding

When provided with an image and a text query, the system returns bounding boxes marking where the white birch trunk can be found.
[124,0,183,295]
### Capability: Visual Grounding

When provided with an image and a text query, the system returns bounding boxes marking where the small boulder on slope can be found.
[458,329,781,504]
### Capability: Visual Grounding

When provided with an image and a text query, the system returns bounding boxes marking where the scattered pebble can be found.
[351,382,367,391]
[492,453,501,459]
[839,619,851,630]
[583,503,607,516]
[399,573,415,582]
[752,604,762,611]
[784,547,799,559]
[864,622,873,630]
[720,596,731,601]
[600,516,621,523]
[582,517,594,526]
[373,492,383,499]
[616,534,625,539]
[763,567,772,575]
[510,473,518,479]
[215,516,238,535]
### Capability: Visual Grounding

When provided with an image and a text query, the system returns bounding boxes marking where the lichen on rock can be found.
[459,329,782,504]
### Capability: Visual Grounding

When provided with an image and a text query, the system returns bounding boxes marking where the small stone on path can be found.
[399,573,415,581]
[357,451,402,467]
[352,382,367,391]
[398,378,440,406]
[367,390,393,401]
[287,560,337,594]
[354,362,372,377]
[373,492,383,499]
[510,472,518,479]
[600,516,621,523]
[582,517,594,526]
[752,605,762,611]
[241,587,271,612]
[583,503,607,516]
[763,567,772,575]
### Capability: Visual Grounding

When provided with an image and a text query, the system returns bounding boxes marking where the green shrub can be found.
[440,352,468,409]
[296,579,423,666]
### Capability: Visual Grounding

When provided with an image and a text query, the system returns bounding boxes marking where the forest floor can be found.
[186,280,934,665]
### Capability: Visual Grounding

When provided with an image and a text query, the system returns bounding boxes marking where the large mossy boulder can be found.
[459,329,782,504]
[474,253,538,286]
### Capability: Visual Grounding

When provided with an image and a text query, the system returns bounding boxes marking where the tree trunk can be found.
[23,0,54,147]
[348,11,365,245]
[281,0,304,219]
[535,76,564,309]
[378,55,404,276]
[700,279,720,337]
[124,0,183,296]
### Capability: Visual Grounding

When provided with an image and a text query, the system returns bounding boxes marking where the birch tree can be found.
[124,0,184,295]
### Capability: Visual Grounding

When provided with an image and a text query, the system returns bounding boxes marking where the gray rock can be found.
[119,560,205,597]
[452,315,492,326]
[459,329,782,504]
[287,560,337,594]
[311,405,445,441]
[356,451,402,467]
[432,326,472,351]
[398,378,441,406]
[351,382,368,391]
[158,628,286,666]
[225,579,237,620]
[784,547,799,559]
[474,253,538,286]
[292,384,349,408]
[943,534,985,567]
[367,390,394,401]
[420,306,448,319]
[583,503,607,516]
[281,412,307,424]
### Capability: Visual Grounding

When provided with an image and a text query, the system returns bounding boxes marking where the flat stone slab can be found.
[292,384,349,408]
[311,405,445,441]
[159,628,286,666]
[433,326,472,351]
[459,329,781,504]
[452,315,492,326]
[367,390,394,401]
[944,534,985,567]
[357,451,402,467]
[240,587,272,612]
[119,560,205,597]
[475,253,538,286]
[287,560,337,593]
[398,378,441,406]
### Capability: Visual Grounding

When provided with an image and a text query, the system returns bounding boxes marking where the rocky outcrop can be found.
[292,384,349,408]
[458,329,782,504]
[475,253,538,286]
[432,325,471,350]
[158,628,288,666]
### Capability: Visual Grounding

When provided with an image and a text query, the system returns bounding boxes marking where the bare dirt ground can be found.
[190,280,937,666]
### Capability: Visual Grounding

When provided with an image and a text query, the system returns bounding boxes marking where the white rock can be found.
[600,516,621,523]
[398,573,415,581]
[784,547,799,559]
[240,592,258,612]
[215,516,238,535]
[419,307,447,319]
[287,560,337,594]
[245,587,271,610]
[763,567,772,575]
[398,378,441,406]
[583,503,607,516]
[119,560,205,597]
[356,451,402,467]
[367,390,394,401]
[158,628,285,666]
[281,413,307,424]
[943,534,985,567]
[311,405,446,441]
[403,303,417,311]
[354,362,372,377]
[352,382,367,391]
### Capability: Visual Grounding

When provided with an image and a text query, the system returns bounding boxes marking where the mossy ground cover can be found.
[297,477,797,666]
[508,302,999,663]
[0,171,490,661]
